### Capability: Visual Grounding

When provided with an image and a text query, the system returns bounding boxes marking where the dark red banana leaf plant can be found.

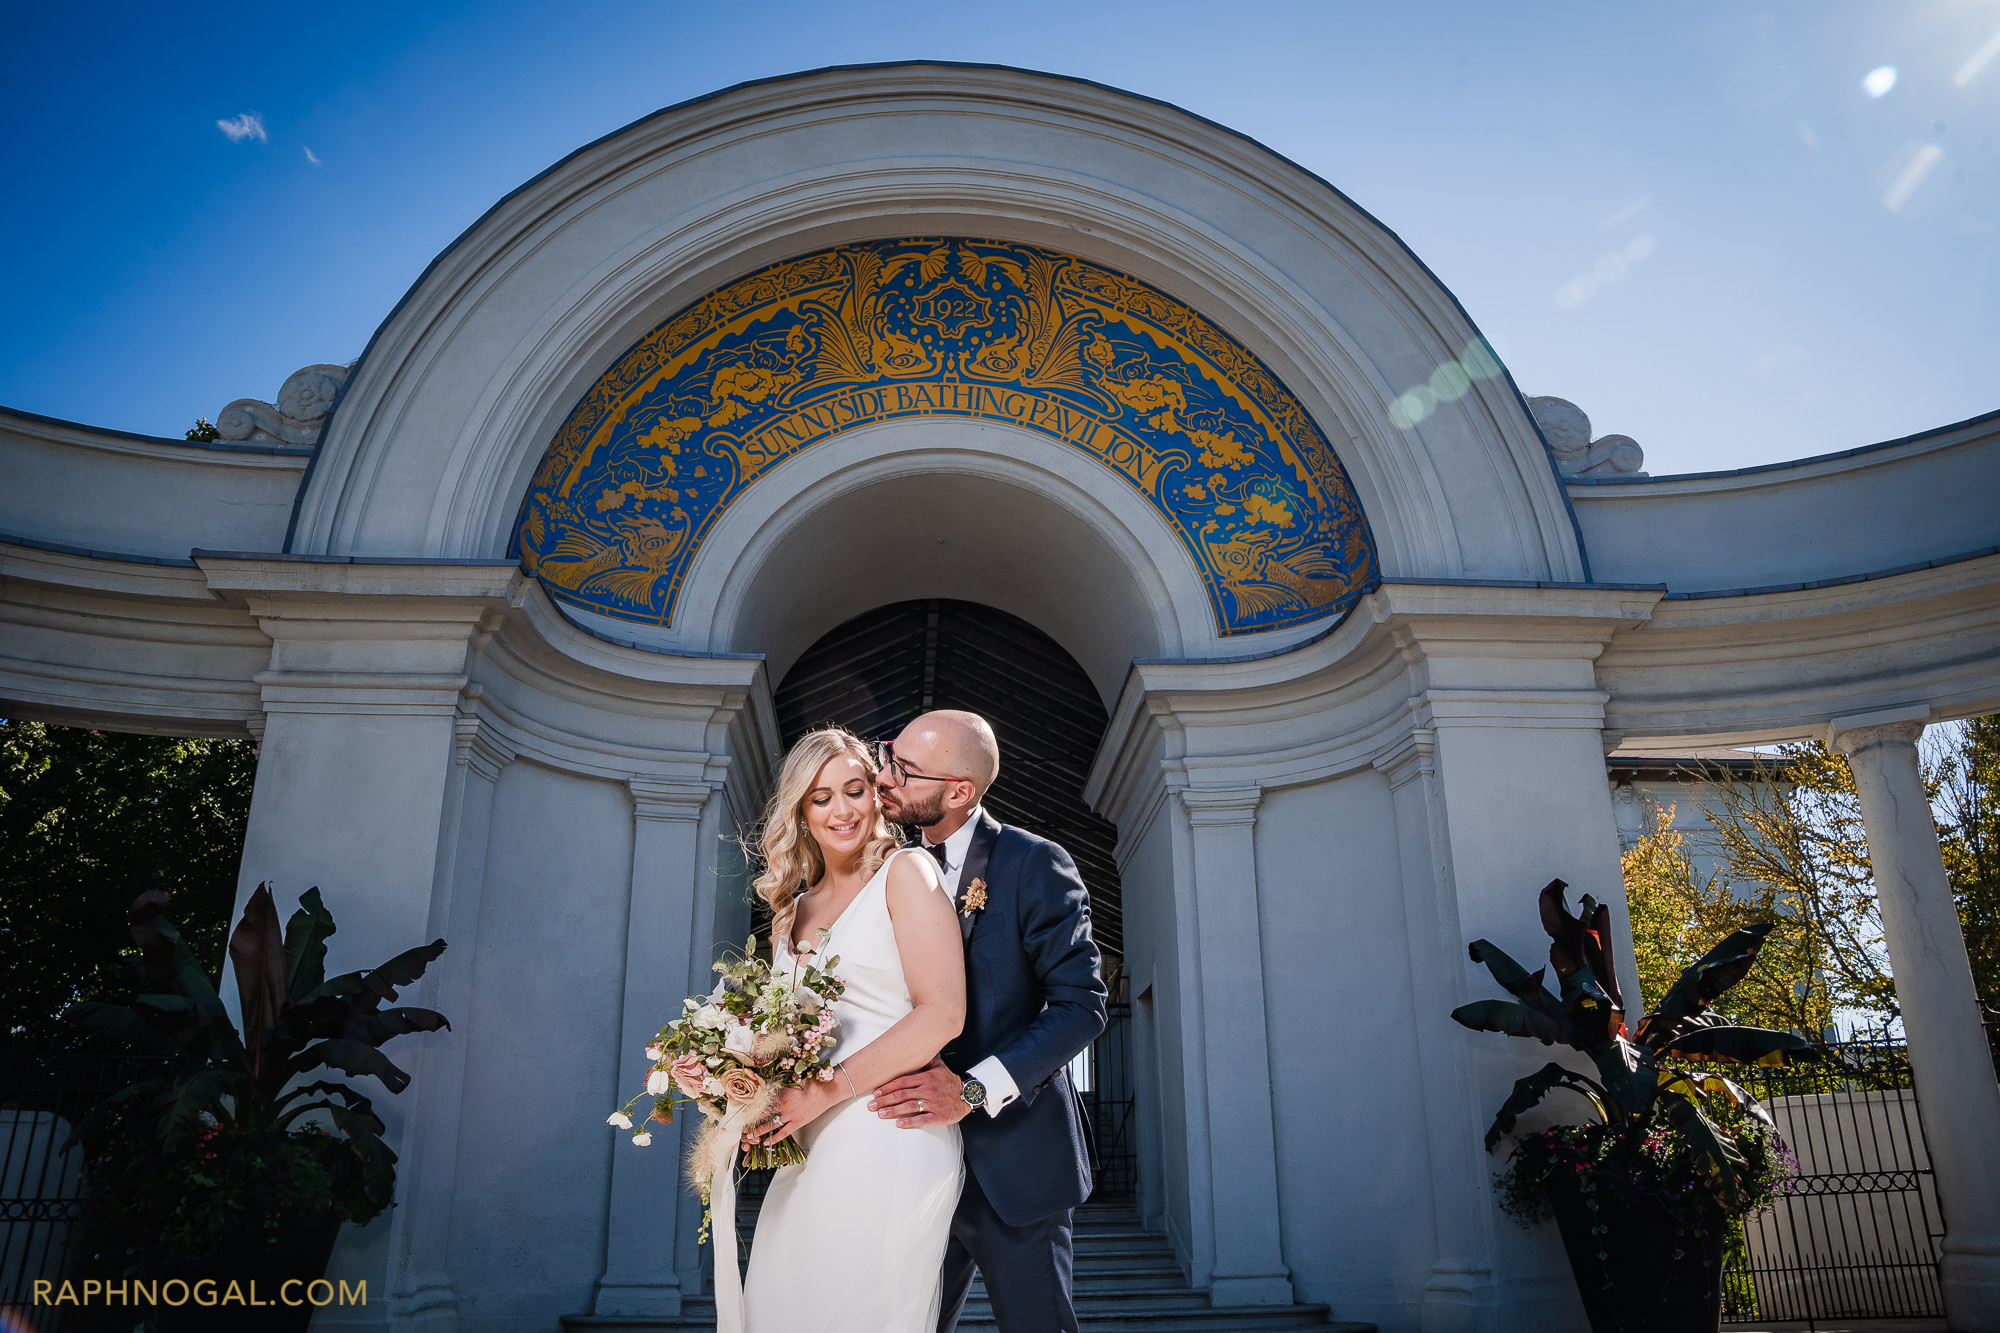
[1451,878,1824,1209]
[64,883,449,1213]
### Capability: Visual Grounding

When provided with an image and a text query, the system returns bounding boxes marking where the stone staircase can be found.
[563,1195,1372,1332]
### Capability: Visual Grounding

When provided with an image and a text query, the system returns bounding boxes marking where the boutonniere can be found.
[959,878,988,919]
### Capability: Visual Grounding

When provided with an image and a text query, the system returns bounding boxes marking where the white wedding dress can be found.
[743,848,966,1333]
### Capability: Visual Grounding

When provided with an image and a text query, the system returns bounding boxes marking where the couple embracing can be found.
[733,710,1106,1333]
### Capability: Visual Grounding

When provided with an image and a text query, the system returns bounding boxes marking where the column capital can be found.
[1372,726,1438,792]
[629,778,714,822]
[1827,715,1927,757]
[1178,785,1262,826]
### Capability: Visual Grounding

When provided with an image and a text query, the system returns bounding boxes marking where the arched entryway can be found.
[771,597,1136,1195]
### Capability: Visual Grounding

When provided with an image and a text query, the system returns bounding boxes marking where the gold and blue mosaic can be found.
[513,238,1378,635]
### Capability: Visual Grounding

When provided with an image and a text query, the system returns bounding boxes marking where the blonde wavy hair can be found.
[752,726,902,949]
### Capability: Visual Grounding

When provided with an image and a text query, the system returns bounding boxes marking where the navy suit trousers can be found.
[936,1169,1078,1333]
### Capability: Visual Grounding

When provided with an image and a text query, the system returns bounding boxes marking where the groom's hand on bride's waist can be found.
[870,1057,972,1128]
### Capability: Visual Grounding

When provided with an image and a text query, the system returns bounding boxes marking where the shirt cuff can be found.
[966,1055,1020,1118]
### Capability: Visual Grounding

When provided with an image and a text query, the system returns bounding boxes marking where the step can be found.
[565,1301,1372,1332]
[960,1288,1208,1304]
[949,1309,1366,1332]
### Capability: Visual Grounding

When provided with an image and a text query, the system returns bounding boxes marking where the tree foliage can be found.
[0,720,255,1044]
[1623,721,2000,1071]
[1623,801,1837,1037]
[1936,717,2000,1070]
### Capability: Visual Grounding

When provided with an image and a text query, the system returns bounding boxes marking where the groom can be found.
[868,709,1107,1333]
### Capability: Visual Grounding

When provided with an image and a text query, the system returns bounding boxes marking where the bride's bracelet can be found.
[836,1062,858,1097]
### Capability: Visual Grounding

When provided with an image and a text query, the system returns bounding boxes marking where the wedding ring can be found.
[917,1100,926,1112]
[771,1115,785,1127]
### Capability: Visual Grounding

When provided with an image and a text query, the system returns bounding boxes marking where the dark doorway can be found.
[771,598,1137,1199]
[771,598,1124,961]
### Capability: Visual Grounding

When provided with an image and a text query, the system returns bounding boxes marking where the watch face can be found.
[962,1079,987,1107]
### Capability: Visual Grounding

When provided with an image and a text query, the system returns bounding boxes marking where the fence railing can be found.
[1720,1034,1946,1326]
[1,1041,169,1332]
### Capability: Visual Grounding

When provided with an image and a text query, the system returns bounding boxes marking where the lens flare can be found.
[1555,235,1655,310]
[1459,338,1503,380]
[1955,30,2000,87]
[1386,340,1509,430]
[1883,143,1944,213]
[1429,362,1472,402]
[1862,65,1897,98]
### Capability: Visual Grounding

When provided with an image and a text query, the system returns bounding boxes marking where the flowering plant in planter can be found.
[63,883,449,1292]
[1452,879,1820,1332]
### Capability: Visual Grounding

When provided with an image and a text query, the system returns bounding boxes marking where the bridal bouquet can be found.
[605,933,847,1239]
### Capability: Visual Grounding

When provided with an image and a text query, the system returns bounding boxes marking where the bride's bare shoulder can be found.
[882,847,949,906]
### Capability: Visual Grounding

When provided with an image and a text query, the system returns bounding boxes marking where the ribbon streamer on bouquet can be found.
[702,1098,765,1333]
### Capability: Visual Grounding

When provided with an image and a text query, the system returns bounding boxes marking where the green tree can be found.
[1936,716,2000,1070]
[1622,800,1836,1036]
[1624,722,2000,1071]
[0,720,256,1045]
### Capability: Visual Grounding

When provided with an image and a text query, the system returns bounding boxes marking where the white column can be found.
[200,557,515,1329]
[1831,719,2000,1333]
[387,716,511,1330]
[1177,785,1293,1307]
[592,779,716,1317]
[1376,729,1497,1333]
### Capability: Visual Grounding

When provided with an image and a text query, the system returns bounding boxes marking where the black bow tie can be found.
[923,840,949,871]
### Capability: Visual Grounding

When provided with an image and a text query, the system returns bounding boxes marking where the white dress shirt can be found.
[922,806,1022,1117]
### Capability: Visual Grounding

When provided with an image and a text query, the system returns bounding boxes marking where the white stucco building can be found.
[4,65,1996,1333]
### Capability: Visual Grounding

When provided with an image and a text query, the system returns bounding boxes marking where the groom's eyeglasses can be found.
[876,741,962,789]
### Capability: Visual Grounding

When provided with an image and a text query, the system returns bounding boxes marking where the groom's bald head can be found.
[903,709,1000,798]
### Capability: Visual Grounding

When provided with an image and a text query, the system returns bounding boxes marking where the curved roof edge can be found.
[0,404,314,458]
[1566,404,2000,487]
[281,59,1588,570]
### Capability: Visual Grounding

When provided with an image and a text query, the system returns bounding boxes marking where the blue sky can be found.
[2,2,1993,476]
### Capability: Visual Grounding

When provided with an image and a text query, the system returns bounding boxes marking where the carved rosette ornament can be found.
[216,363,351,446]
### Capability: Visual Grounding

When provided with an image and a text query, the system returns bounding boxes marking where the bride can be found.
[736,726,967,1332]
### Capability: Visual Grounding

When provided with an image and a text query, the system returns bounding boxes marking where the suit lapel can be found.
[957,810,1001,943]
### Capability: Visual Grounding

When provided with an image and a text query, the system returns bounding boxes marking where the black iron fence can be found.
[1080,970,1135,1199]
[1,1041,168,1332]
[1720,1034,1946,1326]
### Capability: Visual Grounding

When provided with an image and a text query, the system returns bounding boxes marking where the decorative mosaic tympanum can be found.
[512,239,1377,634]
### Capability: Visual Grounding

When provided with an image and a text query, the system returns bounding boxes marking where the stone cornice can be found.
[1087,582,1653,824]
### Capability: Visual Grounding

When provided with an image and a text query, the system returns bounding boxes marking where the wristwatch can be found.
[959,1076,988,1111]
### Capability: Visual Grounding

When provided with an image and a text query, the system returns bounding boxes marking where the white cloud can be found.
[216,112,267,144]
[304,146,321,165]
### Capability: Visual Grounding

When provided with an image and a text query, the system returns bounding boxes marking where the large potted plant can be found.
[64,884,448,1331]
[1452,879,1815,1333]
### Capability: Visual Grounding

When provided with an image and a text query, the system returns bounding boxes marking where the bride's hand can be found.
[742,1083,827,1151]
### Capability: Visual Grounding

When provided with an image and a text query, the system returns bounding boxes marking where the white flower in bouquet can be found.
[646,1068,672,1096]
[632,1131,653,1147]
[795,985,824,1013]
[691,1004,726,1030]
[722,1021,760,1059]
[644,1043,663,1061]
[607,1112,633,1129]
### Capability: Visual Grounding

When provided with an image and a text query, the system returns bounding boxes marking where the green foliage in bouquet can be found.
[1452,878,1821,1217]
[608,932,848,1243]
[64,883,450,1261]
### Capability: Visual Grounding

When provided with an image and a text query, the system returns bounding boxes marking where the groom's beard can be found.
[890,786,948,829]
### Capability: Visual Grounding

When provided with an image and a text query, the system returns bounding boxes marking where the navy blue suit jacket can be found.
[941,811,1108,1225]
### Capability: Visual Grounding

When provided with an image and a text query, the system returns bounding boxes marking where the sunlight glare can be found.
[1862,66,1897,98]
[1956,31,2000,88]
[1883,143,1944,213]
